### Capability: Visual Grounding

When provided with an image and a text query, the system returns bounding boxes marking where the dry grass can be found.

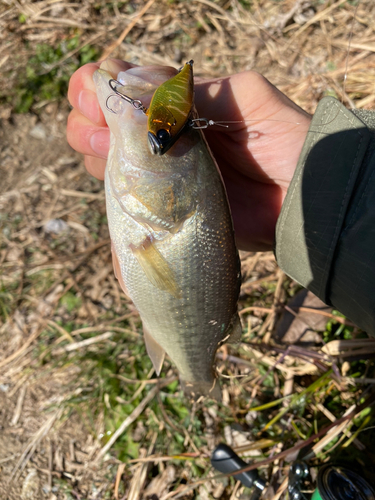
[1,0,375,499]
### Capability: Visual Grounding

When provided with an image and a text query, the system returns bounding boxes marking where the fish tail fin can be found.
[180,378,221,401]
[218,312,242,347]
[227,313,242,345]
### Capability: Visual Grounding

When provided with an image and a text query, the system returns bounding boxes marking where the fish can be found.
[93,61,241,399]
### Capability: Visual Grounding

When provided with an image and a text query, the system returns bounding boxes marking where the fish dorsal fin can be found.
[111,242,130,299]
[130,237,181,299]
[143,325,165,376]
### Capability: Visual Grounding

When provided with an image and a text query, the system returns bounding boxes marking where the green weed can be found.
[25,269,56,296]
[0,281,17,320]
[60,291,82,313]
[3,35,99,113]
[323,311,356,343]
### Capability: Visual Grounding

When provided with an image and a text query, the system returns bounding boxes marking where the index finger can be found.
[67,59,135,125]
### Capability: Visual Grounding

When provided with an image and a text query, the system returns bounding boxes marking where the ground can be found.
[1,1,375,499]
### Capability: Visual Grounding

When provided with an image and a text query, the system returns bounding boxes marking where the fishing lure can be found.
[106,61,194,155]
[106,60,228,156]
[147,60,194,155]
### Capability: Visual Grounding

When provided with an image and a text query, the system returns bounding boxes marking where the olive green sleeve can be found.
[275,96,375,334]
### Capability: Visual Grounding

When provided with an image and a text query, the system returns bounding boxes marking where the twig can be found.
[288,0,347,43]
[48,438,53,494]
[0,322,45,369]
[264,269,285,342]
[59,189,105,200]
[100,0,156,60]
[52,331,114,355]
[95,379,171,463]
[240,306,274,315]
[127,448,148,500]
[9,408,64,483]
[48,319,74,343]
[314,403,365,451]
[240,304,354,326]
[303,405,355,460]
[114,463,126,500]
[0,455,18,464]
[38,32,106,76]
[114,375,177,386]
[11,385,27,426]
[322,338,375,356]
[128,453,201,464]
[272,477,289,500]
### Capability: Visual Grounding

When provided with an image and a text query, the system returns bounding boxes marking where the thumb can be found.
[194,71,272,125]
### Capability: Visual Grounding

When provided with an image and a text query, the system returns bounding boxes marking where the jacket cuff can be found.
[275,96,371,304]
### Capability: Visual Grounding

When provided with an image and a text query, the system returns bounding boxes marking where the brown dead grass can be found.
[1,0,375,499]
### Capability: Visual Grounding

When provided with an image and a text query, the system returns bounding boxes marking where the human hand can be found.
[67,59,311,251]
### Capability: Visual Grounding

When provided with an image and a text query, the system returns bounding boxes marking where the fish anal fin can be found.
[111,243,130,299]
[143,326,165,376]
[130,236,181,298]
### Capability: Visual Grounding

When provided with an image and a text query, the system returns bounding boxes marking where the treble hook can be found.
[105,79,148,114]
[105,94,119,114]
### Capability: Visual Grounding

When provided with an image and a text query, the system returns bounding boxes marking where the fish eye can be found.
[156,129,170,143]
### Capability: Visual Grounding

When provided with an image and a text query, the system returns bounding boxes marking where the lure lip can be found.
[147,131,160,155]
[148,130,170,156]
[148,124,190,156]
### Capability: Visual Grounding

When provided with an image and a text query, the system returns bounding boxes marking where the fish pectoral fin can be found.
[111,242,130,299]
[143,326,165,376]
[130,237,181,298]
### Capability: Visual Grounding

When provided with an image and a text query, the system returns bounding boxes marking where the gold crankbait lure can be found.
[107,60,199,156]
[147,60,194,155]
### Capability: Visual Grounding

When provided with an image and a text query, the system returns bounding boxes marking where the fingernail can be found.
[90,129,110,157]
[78,89,101,124]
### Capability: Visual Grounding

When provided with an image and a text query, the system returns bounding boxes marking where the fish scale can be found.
[94,63,241,399]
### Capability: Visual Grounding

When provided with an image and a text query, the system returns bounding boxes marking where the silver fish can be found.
[93,63,241,399]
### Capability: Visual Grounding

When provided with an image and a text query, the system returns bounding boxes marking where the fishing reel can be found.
[211,443,375,500]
